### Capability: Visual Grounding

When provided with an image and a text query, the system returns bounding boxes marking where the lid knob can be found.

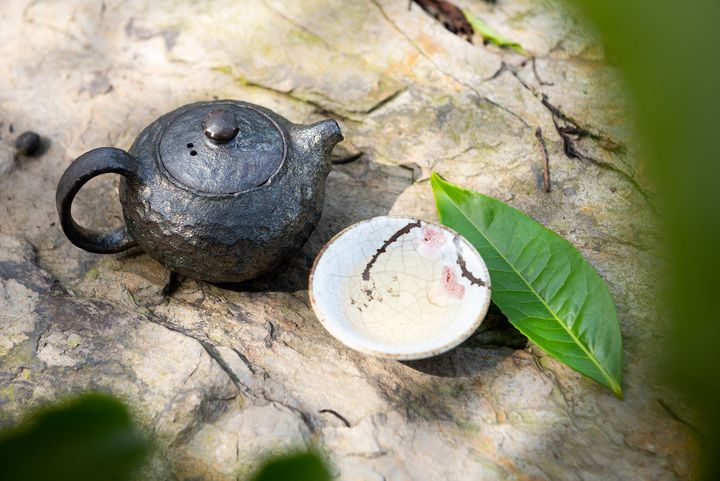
[203,109,239,143]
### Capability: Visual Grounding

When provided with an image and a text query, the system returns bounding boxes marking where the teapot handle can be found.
[56,147,138,254]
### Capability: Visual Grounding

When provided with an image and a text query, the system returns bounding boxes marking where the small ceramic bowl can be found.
[309,216,492,360]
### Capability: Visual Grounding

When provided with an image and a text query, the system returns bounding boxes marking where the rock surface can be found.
[0,0,695,480]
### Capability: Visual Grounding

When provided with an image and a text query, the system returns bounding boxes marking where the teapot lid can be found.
[157,102,286,195]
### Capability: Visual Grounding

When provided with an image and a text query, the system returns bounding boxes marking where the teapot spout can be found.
[305,119,343,158]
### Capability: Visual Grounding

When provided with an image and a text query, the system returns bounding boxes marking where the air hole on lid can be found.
[187,142,194,148]
[190,150,198,156]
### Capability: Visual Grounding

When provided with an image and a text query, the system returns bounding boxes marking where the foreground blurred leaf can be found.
[566,1,718,477]
[462,9,526,54]
[431,173,623,397]
[0,393,150,481]
[249,452,330,481]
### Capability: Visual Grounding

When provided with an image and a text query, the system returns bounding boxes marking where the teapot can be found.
[56,100,343,283]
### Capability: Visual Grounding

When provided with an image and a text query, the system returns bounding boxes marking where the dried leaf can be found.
[413,0,474,43]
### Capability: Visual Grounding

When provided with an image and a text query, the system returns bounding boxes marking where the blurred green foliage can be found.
[0,393,150,481]
[0,393,330,481]
[568,0,720,478]
[249,451,331,481]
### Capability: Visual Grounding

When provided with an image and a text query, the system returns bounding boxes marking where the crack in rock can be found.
[318,408,352,427]
[369,0,531,128]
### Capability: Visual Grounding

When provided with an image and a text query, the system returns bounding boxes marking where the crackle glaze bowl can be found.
[309,216,492,360]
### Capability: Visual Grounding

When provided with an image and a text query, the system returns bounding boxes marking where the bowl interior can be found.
[310,216,491,360]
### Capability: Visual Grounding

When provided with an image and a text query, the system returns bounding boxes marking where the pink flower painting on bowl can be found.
[415,226,448,260]
[428,265,466,306]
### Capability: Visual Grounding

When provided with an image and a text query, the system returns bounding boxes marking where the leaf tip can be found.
[513,45,528,56]
[430,171,448,188]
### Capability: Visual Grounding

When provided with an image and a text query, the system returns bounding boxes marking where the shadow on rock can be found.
[402,303,527,378]
[218,155,413,293]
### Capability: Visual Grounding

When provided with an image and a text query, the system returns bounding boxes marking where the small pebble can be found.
[15,131,41,156]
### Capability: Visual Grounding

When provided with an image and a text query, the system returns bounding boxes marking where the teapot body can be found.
[56,100,342,283]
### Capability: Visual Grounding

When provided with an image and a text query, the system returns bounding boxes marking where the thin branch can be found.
[535,127,551,192]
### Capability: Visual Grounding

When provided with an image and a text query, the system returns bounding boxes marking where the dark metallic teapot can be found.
[56,100,343,283]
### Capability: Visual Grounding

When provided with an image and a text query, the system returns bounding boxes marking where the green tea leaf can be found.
[463,9,526,55]
[0,393,150,481]
[431,173,623,397]
[249,452,330,481]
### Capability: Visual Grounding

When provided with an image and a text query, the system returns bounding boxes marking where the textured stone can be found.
[0,0,695,480]
[0,143,15,176]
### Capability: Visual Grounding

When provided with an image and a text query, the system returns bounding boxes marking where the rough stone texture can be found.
[0,1,696,480]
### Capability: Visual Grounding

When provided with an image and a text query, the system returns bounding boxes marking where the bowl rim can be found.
[308,215,492,360]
